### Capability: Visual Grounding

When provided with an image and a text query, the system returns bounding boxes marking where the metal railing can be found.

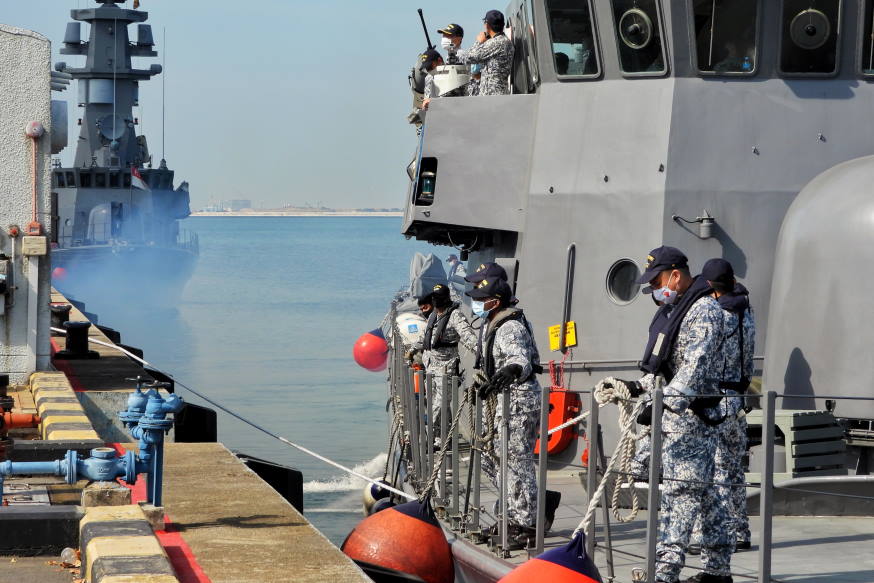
[384,345,874,580]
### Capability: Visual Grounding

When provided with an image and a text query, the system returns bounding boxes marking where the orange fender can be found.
[535,390,581,455]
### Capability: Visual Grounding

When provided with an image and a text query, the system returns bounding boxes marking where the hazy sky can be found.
[5,0,491,208]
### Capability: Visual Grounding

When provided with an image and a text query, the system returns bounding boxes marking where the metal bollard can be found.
[646,387,664,583]
[54,321,99,360]
[586,390,600,557]
[49,303,72,335]
[758,391,776,583]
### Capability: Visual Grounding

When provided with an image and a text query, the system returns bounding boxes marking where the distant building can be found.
[227,199,252,211]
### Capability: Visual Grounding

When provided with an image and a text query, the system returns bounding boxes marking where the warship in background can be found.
[50,0,196,306]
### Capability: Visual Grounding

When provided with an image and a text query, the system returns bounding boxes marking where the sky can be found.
[4,0,492,209]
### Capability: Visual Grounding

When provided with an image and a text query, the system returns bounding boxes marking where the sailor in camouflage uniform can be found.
[609,247,735,583]
[415,283,476,435]
[466,10,514,96]
[467,276,541,550]
[687,260,756,567]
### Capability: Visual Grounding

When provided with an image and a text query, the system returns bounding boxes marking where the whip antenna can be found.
[418,9,434,50]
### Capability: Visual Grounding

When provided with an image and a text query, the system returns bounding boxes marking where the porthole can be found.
[606,259,641,305]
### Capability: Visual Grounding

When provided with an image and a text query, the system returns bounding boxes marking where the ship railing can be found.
[175,229,199,253]
[387,350,874,579]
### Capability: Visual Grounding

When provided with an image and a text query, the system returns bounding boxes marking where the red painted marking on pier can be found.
[49,338,87,392]
[110,443,212,582]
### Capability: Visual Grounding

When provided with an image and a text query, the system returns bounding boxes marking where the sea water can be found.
[80,216,442,545]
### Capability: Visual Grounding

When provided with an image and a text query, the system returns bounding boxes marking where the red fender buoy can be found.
[353,328,388,372]
[52,267,68,281]
[498,532,602,583]
[342,499,454,583]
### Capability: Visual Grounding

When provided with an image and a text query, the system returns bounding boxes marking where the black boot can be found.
[505,523,536,551]
[544,490,562,531]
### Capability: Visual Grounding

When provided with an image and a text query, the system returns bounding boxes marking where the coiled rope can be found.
[574,377,645,537]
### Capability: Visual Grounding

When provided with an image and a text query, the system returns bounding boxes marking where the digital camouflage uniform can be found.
[633,296,734,582]
[417,307,477,432]
[692,307,756,552]
[479,317,542,528]
[466,33,514,96]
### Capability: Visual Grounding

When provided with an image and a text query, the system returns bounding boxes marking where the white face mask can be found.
[441,37,455,51]
[652,272,679,305]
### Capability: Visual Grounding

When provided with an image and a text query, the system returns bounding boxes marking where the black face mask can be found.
[420,308,432,317]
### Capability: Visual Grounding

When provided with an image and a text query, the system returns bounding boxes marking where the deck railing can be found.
[385,331,874,580]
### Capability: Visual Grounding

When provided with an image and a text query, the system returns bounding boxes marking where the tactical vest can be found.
[475,307,543,379]
[423,303,459,351]
[719,307,751,393]
[639,276,714,382]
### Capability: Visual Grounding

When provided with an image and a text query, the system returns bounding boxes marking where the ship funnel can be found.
[137,24,155,47]
[63,23,81,46]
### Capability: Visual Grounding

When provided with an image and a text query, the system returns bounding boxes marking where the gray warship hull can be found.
[379,0,874,581]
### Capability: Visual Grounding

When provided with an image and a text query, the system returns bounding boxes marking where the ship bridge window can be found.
[690,0,760,75]
[511,3,538,92]
[780,0,841,76]
[547,0,601,78]
[610,0,668,75]
[861,1,874,75]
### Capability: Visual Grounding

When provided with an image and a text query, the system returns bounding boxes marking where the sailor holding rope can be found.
[606,247,735,583]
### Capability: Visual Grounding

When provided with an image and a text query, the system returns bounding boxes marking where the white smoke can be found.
[302,452,387,493]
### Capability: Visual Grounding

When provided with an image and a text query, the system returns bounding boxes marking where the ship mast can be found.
[56,0,162,170]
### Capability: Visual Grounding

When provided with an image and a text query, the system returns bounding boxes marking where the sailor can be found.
[446,254,467,300]
[417,292,434,319]
[466,10,515,96]
[418,283,477,438]
[603,246,733,583]
[437,23,467,65]
[468,276,541,549]
[468,63,482,96]
[687,259,755,565]
[420,48,444,111]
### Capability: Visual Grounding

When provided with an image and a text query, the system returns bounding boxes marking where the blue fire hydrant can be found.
[0,378,183,507]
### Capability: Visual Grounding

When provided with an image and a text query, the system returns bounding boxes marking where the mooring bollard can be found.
[55,321,99,360]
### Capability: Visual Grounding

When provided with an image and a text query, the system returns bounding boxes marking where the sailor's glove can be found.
[613,378,644,398]
[637,404,653,426]
[404,349,420,363]
[493,364,523,391]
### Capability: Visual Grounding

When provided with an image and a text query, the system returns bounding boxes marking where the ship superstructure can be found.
[382,1,874,581]
[51,0,196,305]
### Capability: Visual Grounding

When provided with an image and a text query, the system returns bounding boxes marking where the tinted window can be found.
[862,0,874,74]
[780,0,841,75]
[690,0,759,74]
[548,0,600,77]
[611,0,667,75]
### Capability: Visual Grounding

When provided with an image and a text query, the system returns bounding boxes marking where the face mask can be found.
[441,37,454,51]
[470,63,482,75]
[471,300,490,319]
[652,273,679,305]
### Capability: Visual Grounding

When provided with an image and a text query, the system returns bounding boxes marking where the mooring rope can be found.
[51,326,418,502]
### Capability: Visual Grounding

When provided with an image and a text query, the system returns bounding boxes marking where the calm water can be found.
[78,216,440,544]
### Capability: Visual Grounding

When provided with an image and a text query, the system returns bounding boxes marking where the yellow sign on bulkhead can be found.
[548,321,577,352]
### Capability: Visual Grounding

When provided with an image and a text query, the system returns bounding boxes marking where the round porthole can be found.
[607,259,641,305]
[619,8,653,50]
[790,9,831,50]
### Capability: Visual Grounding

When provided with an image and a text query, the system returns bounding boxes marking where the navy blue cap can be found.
[467,277,513,300]
[702,258,735,285]
[446,254,459,262]
[464,262,507,284]
[418,48,443,71]
[437,23,464,37]
[484,9,505,30]
[431,283,450,301]
[417,293,432,306]
[636,246,688,284]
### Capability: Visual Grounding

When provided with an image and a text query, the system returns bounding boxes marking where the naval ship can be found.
[50,0,196,306]
[351,1,874,582]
